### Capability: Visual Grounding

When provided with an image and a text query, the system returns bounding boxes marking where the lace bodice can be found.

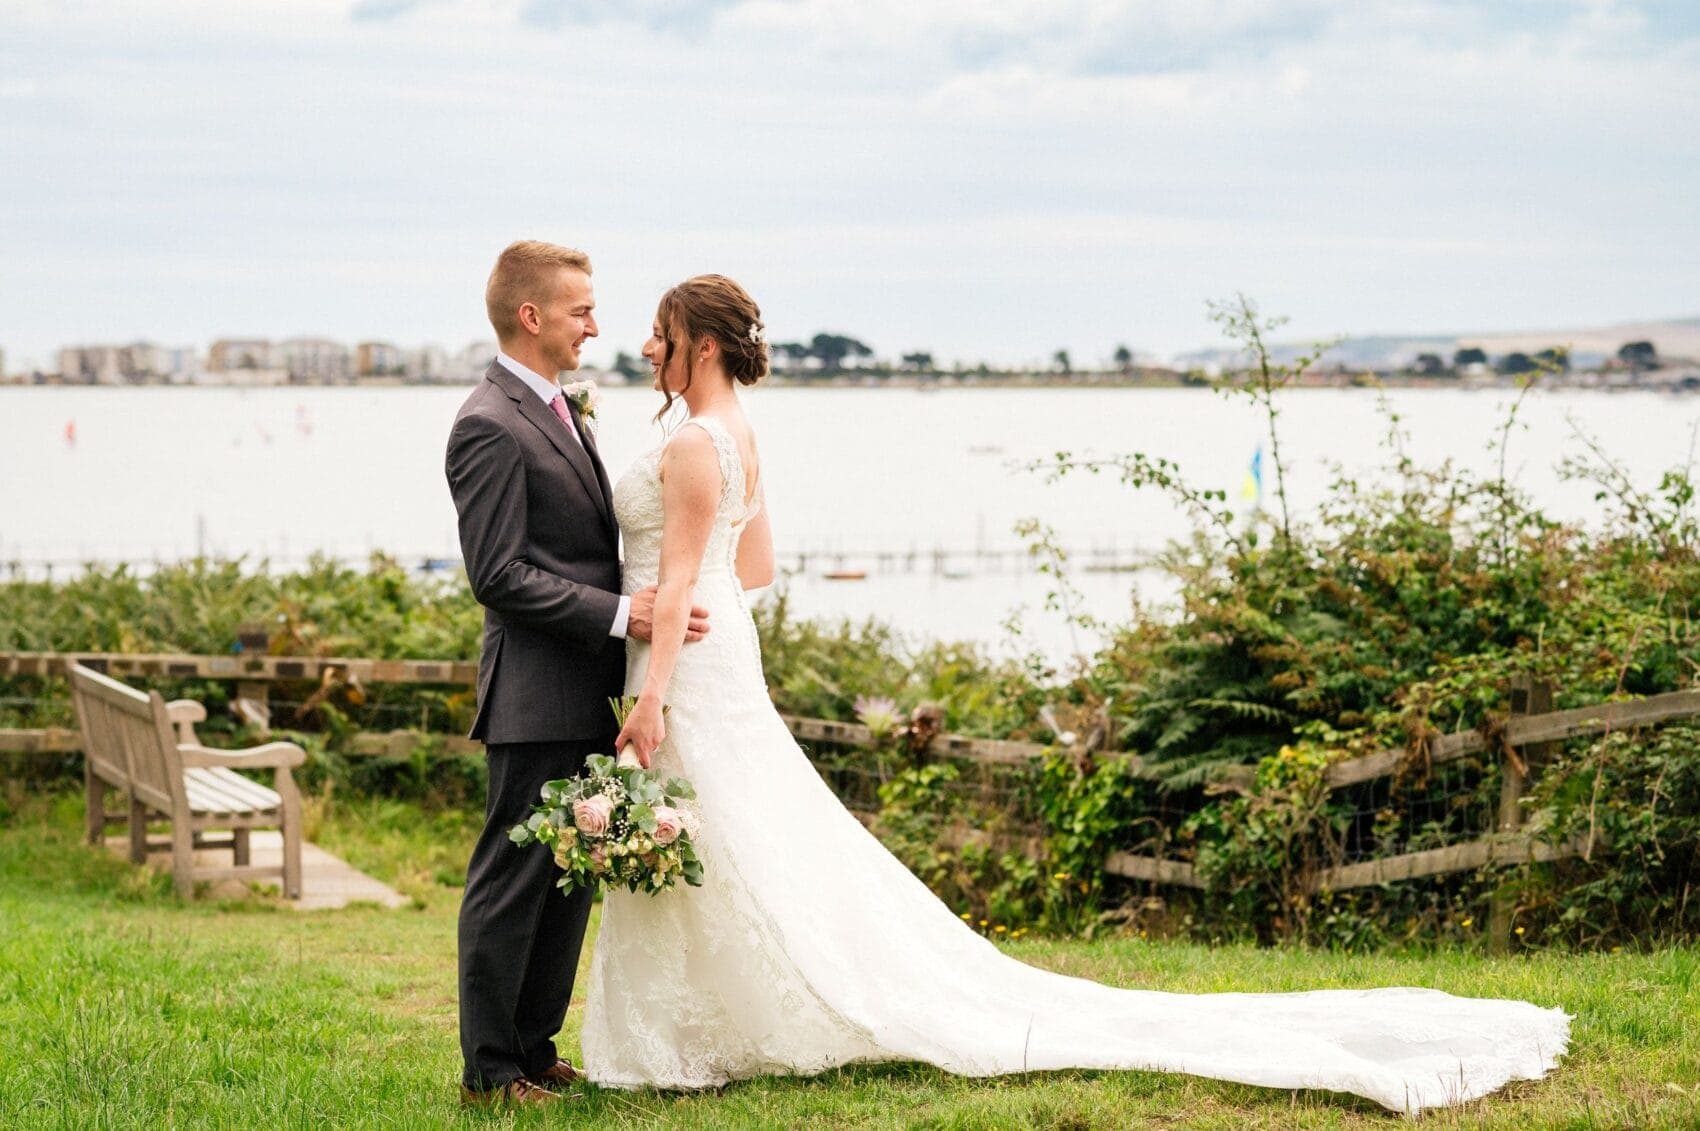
[613,416,758,593]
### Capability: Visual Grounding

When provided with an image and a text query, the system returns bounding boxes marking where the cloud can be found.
[350,0,446,19]
[0,0,1695,367]
[345,0,740,34]
[517,0,740,32]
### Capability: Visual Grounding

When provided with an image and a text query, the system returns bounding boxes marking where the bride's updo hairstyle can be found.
[653,274,768,419]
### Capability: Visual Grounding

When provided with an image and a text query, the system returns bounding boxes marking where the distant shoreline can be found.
[3,369,1696,392]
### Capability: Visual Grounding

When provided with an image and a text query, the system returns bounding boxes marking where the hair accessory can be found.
[748,321,764,345]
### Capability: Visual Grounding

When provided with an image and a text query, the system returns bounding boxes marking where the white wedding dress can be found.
[582,416,1570,1114]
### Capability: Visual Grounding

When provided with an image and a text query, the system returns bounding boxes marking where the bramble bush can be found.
[996,297,1700,947]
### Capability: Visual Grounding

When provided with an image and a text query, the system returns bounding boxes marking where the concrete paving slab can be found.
[105,830,412,910]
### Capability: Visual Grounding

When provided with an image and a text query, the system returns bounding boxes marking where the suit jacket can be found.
[445,360,626,744]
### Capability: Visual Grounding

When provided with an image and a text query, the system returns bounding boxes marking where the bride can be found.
[583,274,1570,1114]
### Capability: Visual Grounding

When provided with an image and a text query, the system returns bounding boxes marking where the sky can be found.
[1,0,1696,370]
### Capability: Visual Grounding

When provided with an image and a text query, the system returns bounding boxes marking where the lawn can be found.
[1,792,1695,1130]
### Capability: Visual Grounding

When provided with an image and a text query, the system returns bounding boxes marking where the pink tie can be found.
[548,393,582,447]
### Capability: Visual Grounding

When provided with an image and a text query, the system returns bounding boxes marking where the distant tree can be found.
[771,342,812,370]
[1411,353,1447,376]
[1113,344,1134,371]
[1053,349,1072,375]
[611,350,645,381]
[1498,351,1536,375]
[1453,346,1488,368]
[1534,346,1570,372]
[900,351,934,371]
[1618,340,1659,371]
[809,333,873,373]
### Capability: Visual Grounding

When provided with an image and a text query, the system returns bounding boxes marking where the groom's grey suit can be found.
[446,358,625,1092]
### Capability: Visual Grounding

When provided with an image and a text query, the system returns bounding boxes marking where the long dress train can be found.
[582,417,1569,1114]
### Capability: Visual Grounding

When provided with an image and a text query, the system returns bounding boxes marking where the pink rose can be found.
[573,794,614,837]
[586,844,609,872]
[652,806,683,846]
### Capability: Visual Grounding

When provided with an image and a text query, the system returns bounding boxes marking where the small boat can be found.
[822,570,868,581]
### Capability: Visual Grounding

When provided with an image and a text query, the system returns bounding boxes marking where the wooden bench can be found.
[66,661,306,898]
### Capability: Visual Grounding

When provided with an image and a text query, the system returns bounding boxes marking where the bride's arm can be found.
[614,428,720,766]
[736,491,773,590]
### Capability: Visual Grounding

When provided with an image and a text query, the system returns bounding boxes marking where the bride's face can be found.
[641,318,686,393]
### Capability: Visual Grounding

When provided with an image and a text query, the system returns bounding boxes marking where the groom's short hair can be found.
[486,240,593,342]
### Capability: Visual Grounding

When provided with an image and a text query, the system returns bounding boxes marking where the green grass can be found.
[1,792,1695,1129]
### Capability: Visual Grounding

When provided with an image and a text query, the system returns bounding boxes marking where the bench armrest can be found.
[165,700,208,724]
[178,741,307,770]
[165,700,208,744]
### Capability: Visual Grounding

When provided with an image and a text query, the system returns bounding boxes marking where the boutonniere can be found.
[560,379,601,435]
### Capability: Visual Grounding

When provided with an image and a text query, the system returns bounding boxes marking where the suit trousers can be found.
[459,736,611,1091]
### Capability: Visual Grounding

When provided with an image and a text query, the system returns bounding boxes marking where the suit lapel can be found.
[568,398,617,527]
[487,363,613,529]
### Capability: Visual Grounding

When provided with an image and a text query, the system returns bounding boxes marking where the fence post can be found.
[1489,677,1552,953]
[234,680,272,730]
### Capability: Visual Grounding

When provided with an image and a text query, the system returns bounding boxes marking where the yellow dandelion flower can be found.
[959,912,972,921]
[978,919,988,927]
[1514,926,1525,936]
[994,925,1008,934]
[1460,918,1473,928]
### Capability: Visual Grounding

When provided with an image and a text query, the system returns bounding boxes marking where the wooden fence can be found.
[6,650,1696,949]
[0,650,1049,766]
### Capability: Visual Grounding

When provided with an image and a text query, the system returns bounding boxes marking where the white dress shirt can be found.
[494,351,630,639]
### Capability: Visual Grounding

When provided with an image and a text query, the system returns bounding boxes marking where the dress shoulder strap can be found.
[675,416,744,514]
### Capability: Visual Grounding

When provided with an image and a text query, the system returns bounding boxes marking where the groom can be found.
[445,240,707,1105]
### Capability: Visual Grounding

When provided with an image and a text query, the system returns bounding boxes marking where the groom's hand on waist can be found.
[627,586,711,643]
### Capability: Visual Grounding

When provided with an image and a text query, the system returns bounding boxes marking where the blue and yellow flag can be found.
[1241,443,1263,503]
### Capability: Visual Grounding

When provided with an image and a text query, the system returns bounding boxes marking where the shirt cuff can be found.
[610,595,631,639]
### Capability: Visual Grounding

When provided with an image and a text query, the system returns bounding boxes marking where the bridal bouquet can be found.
[508,701,703,895]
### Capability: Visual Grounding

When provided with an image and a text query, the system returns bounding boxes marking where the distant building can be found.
[204,338,286,384]
[58,345,123,383]
[407,344,450,382]
[455,340,498,382]
[55,341,194,383]
[355,341,405,378]
[209,338,276,372]
[278,337,351,383]
[124,342,197,382]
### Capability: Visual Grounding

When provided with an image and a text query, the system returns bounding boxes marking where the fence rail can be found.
[0,650,1053,766]
[6,650,1694,950]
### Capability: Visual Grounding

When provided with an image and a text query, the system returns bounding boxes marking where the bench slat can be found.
[184,769,279,816]
[184,780,271,817]
[190,767,281,809]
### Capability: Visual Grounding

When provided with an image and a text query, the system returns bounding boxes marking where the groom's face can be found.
[536,268,598,373]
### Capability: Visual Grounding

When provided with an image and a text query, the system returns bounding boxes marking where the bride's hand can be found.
[614,696,666,769]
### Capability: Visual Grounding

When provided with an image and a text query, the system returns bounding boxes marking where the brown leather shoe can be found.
[535,1058,583,1088]
[459,1077,561,1107]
